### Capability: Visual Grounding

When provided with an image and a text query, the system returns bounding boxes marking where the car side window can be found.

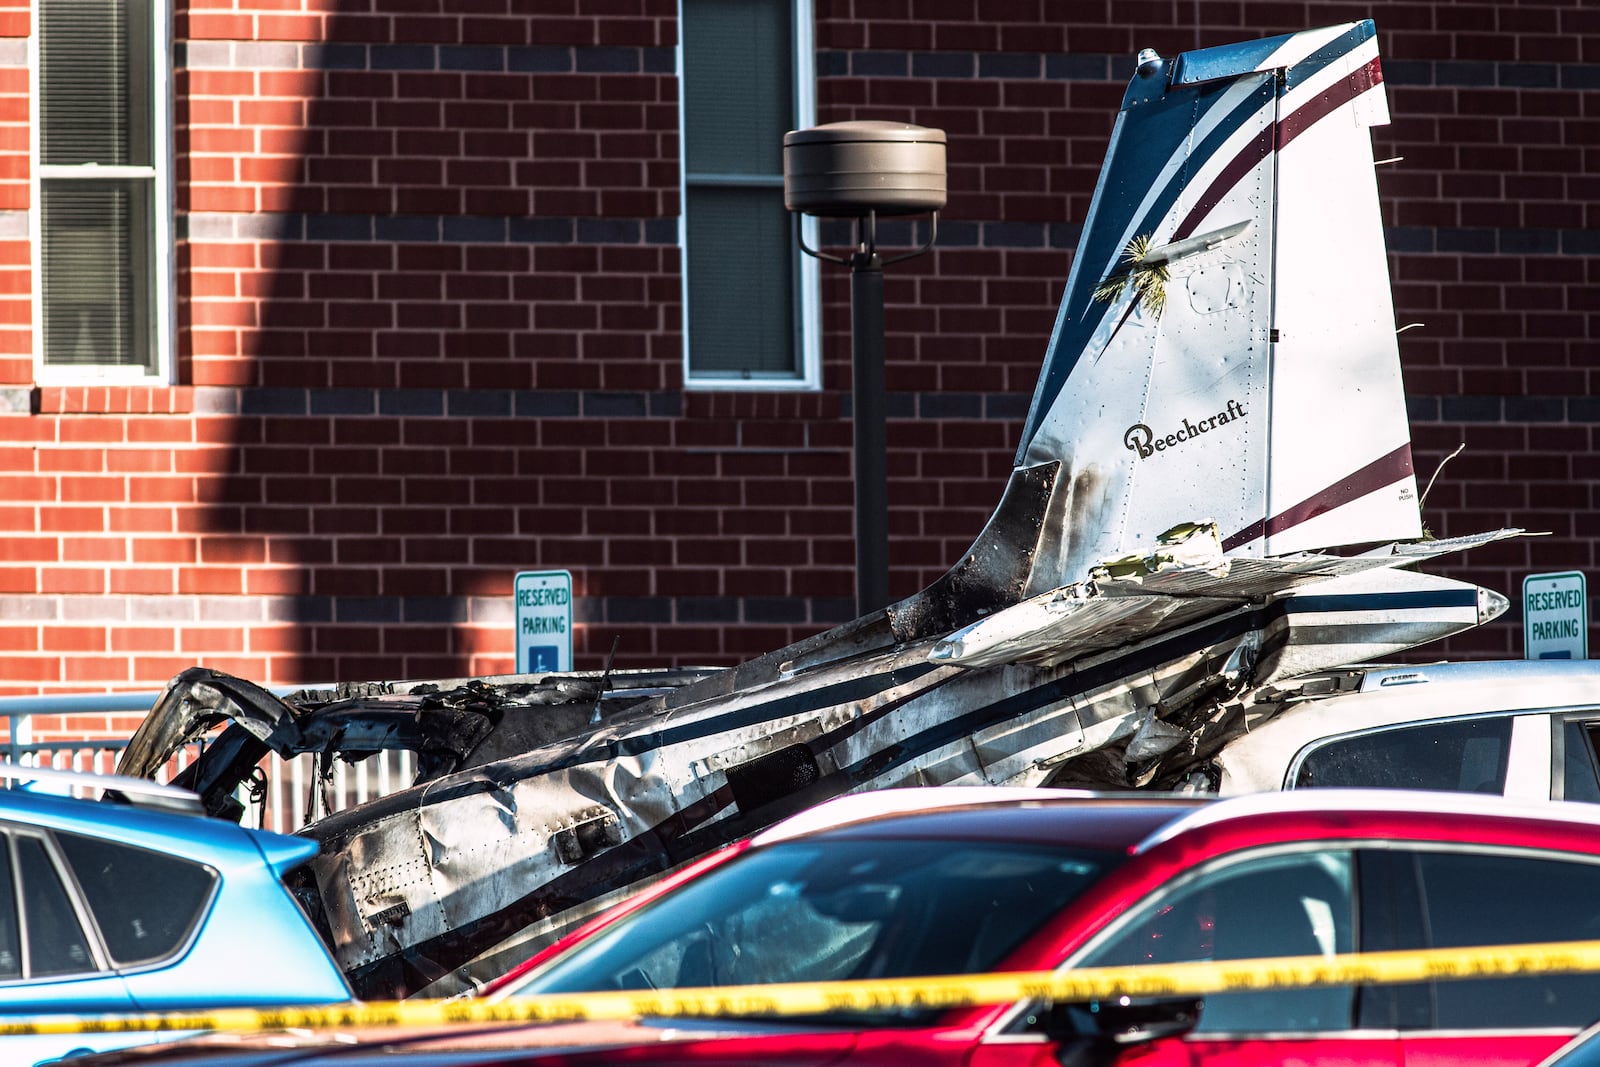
[1293,715,1511,793]
[1560,720,1600,803]
[16,835,94,978]
[1076,849,1355,1033]
[1406,849,1600,1029]
[0,835,20,979]
[55,831,217,967]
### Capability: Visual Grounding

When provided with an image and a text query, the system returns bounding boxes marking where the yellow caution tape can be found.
[9,938,1600,1037]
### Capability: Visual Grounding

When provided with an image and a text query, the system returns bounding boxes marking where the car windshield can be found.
[508,837,1115,997]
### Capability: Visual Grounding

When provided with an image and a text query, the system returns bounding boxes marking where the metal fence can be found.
[0,690,413,834]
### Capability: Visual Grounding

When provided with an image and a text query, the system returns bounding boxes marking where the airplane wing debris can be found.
[930,588,1196,669]
[1090,521,1230,583]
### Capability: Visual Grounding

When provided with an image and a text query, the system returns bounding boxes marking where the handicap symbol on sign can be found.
[527,646,560,673]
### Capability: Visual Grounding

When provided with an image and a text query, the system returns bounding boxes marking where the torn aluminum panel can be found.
[117,21,1523,1000]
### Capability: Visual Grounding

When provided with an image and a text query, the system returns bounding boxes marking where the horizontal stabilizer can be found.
[933,528,1525,670]
[1368,527,1526,562]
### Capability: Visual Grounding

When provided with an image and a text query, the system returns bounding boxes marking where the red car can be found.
[71,787,1600,1065]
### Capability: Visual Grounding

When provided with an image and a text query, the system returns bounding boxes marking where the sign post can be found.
[515,570,573,674]
[1523,571,1588,660]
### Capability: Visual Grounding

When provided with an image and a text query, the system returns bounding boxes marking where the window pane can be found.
[1294,716,1511,793]
[681,0,804,382]
[686,186,795,376]
[42,179,153,370]
[56,831,216,967]
[1080,849,1355,1033]
[40,0,152,167]
[682,0,790,176]
[17,837,94,978]
[1412,850,1600,1028]
[0,838,19,979]
[1562,721,1600,802]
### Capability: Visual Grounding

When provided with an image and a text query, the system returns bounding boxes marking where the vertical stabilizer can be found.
[1011,21,1419,592]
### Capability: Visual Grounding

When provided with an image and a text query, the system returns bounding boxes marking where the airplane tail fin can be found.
[896,21,1421,640]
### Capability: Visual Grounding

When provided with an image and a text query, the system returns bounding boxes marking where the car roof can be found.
[1219,658,1600,767]
[810,798,1208,851]
[1283,658,1600,715]
[1137,785,1600,852]
[751,787,1203,849]
[751,784,1600,857]
[1351,659,1600,692]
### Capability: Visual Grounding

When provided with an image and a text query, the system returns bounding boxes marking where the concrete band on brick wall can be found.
[180,387,1600,426]
[178,214,1000,250]
[178,41,676,76]
[814,49,1600,91]
[169,39,1600,94]
[0,595,504,625]
[187,387,1031,422]
[0,594,841,627]
[179,212,1600,257]
[180,214,679,246]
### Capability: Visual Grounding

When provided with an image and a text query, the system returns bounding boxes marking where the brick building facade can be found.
[1,2,1595,704]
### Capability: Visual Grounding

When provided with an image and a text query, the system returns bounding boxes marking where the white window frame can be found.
[30,0,174,385]
[677,0,819,391]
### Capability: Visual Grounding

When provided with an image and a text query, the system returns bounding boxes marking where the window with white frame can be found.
[36,0,168,380]
[680,0,817,388]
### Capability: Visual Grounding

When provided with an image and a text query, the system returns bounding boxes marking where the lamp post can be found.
[782,121,946,616]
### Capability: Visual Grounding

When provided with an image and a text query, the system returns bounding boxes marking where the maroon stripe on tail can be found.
[1170,54,1384,242]
[1222,442,1416,552]
[1278,55,1384,150]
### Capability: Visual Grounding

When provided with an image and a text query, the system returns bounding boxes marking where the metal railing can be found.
[0,690,413,834]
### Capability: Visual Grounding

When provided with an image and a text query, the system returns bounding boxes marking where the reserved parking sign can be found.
[1523,570,1588,660]
[515,570,573,673]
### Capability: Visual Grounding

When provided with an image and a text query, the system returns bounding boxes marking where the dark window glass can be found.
[42,181,153,369]
[1294,716,1511,793]
[56,831,216,967]
[0,838,19,979]
[685,187,795,375]
[1411,850,1600,1029]
[40,0,152,167]
[1562,721,1600,803]
[514,839,1113,996]
[682,0,789,178]
[17,837,93,978]
[39,0,157,371]
[681,0,801,380]
[1353,849,1430,1029]
[1080,850,1355,1033]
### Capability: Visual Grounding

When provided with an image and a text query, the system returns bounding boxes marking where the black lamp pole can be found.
[849,222,888,615]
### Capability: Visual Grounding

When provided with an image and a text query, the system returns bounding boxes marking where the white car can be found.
[1208,659,1600,802]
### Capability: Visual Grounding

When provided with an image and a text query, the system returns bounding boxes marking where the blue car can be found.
[0,764,351,1065]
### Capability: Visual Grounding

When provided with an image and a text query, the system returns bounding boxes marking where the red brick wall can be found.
[0,3,1593,702]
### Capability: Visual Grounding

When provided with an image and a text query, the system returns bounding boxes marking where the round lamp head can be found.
[783,121,947,217]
